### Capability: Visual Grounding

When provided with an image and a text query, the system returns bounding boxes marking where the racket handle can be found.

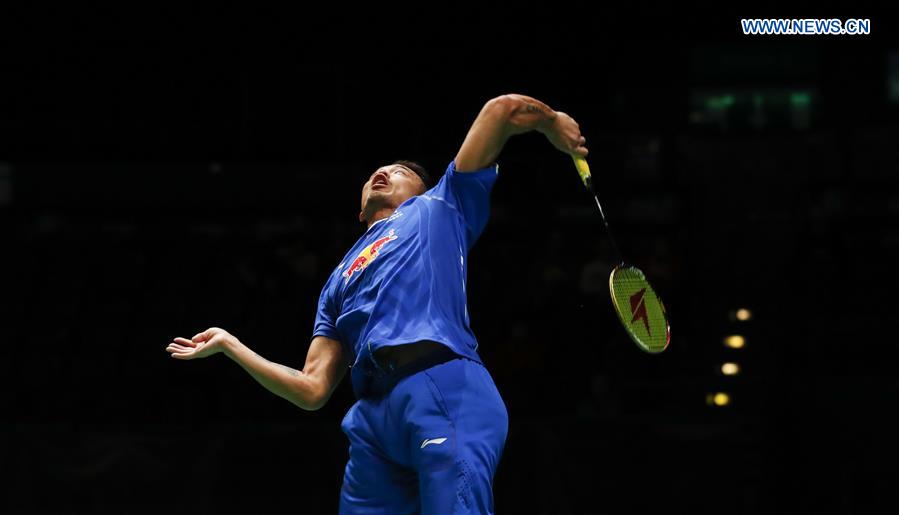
[572,155,592,189]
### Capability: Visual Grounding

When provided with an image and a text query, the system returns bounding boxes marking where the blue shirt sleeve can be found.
[312,272,341,341]
[426,160,499,247]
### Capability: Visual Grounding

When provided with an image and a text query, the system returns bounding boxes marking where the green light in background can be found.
[790,91,812,130]
[705,94,735,111]
[889,79,899,103]
[790,92,812,106]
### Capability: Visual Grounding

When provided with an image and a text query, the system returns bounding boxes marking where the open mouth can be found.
[372,176,390,189]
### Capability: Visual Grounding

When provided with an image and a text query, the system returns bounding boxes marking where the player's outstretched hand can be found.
[541,111,588,157]
[166,327,235,360]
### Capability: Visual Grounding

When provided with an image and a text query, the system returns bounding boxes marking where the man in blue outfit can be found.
[166,93,588,514]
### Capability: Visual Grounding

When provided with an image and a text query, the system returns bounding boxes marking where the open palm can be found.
[166,327,231,360]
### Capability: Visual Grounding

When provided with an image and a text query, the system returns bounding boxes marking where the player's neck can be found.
[366,208,396,229]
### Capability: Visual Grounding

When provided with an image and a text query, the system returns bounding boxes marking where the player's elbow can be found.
[308,387,335,411]
[482,94,517,120]
[292,378,329,411]
[295,392,326,411]
[301,397,326,412]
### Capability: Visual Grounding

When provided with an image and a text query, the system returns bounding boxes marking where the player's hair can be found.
[392,160,432,192]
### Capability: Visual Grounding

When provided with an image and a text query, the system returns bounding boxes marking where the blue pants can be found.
[339,357,509,514]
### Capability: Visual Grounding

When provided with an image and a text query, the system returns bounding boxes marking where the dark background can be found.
[3,7,898,514]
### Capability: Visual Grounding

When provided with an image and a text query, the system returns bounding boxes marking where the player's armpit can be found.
[302,335,351,410]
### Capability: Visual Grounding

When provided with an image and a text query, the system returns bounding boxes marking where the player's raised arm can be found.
[166,328,349,411]
[454,94,589,172]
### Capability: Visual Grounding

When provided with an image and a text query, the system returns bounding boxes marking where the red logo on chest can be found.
[342,229,398,283]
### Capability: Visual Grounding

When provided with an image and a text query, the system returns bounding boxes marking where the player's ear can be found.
[358,210,365,223]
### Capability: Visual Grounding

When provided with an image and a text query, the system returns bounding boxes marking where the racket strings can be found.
[609,266,669,353]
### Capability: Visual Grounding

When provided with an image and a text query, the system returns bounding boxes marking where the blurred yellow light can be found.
[705,392,732,406]
[721,362,740,375]
[736,308,752,321]
[724,335,745,349]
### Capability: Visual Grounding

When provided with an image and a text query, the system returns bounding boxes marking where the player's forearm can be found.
[220,338,323,411]
[455,94,559,172]
[503,94,559,134]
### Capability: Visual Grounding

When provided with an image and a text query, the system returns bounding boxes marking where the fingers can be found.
[570,135,588,156]
[167,328,224,360]
[167,342,190,352]
[167,337,196,359]
[572,135,587,156]
[167,339,205,360]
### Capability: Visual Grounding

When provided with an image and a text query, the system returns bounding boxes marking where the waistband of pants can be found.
[362,344,462,399]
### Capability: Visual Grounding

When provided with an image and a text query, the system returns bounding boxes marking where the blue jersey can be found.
[313,160,499,398]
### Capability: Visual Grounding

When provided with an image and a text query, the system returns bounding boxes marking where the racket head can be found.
[608,264,670,354]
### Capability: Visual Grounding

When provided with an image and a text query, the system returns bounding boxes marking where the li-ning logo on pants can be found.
[342,229,397,283]
[420,437,447,449]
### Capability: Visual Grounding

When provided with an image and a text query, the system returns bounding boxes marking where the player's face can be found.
[359,164,426,222]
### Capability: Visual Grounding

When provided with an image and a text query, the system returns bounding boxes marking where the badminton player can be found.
[166,93,588,514]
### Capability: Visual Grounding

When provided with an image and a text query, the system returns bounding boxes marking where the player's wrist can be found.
[218,334,242,358]
[534,109,558,135]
